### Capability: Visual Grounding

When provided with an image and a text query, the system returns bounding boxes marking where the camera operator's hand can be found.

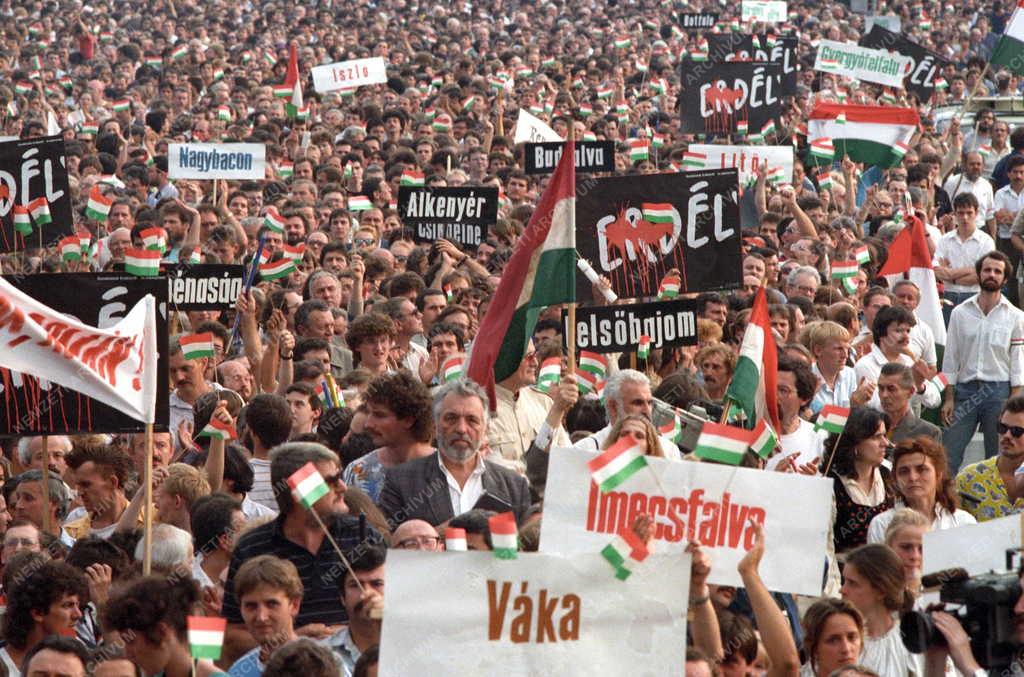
[930,611,982,676]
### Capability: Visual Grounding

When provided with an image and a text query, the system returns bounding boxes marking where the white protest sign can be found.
[814,39,911,89]
[741,0,788,22]
[379,550,689,676]
[513,108,562,144]
[167,143,266,180]
[688,144,793,185]
[312,56,388,93]
[923,514,1020,577]
[539,447,833,596]
[865,15,901,32]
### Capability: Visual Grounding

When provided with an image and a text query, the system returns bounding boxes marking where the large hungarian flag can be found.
[878,214,946,347]
[284,43,304,119]
[807,103,918,168]
[725,287,781,432]
[991,0,1024,75]
[465,140,576,409]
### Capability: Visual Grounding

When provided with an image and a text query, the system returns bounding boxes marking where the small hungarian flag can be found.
[260,258,297,281]
[79,121,99,135]
[582,132,598,142]
[80,234,94,254]
[400,170,425,186]
[690,51,709,62]
[659,412,683,443]
[489,512,518,559]
[535,357,561,393]
[579,103,593,117]
[810,138,835,161]
[766,167,785,184]
[579,351,608,380]
[197,417,237,441]
[761,120,777,138]
[281,243,305,261]
[930,372,949,391]
[287,462,330,510]
[12,205,31,236]
[85,186,113,221]
[588,436,648,492]
[461,96,477,111]
[188,616,226,660]
[112,99,131,112]
[577,371,603,396]
[171,44,189,61]
[445,527,468,551]
[819,58,840,70]
[658,273,681,299]
[125,248,161,276]
[736,120,749,136]
[642,203,673,224]
[263,208,286,234]
[432,114,452,132]
[442,356,464,382]
[637,335,651,360]
[683,152,706,169]
[650,79,667,95]
[272,84,292,98]
[614,36,632,49]
[59,236,82,262]
[601,527,650,580]
[277,161,294,179]
[854,245,871,264]
[750,419,778,459]
[615,100,629,115]
[651,132,667,148]
[831,261,859,279]
[596,85,613,99]
[694,422,755,465]
[628,139,649,162]
[140,227,168,253]
[815,405,850,434]
[180,332,215,360]
[145,55,163,68]
[920,13,932,30]
[14,81,33,95]
[934,77,948,90]
[348,196,372,211]
[217,105,232,122]
[817,171,834,190]
[28,197,51,226]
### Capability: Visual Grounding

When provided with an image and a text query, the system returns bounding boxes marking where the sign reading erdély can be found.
[680,12,718,28]
[0,135,74,253]
[563,298,699,353]
[168,264,244,311]
[312,56,388,93]
[168,143,266,180]
[523,141,616,175]
[397,186,498,248]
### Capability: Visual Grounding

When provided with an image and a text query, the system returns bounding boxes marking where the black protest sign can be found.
[859,25,951,101]
[575,170,742,298]
[562,298,699,354]
[523,141,616,175]
[397,186,498,248]
[0,135,74,253]
[753,36,799,95]
[680,13,718,29]
[168,264,244,311]
[0,274,169,435]
[679,61,783,135]
[707,33,751,61]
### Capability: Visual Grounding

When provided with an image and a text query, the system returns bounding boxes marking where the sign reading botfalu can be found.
[680,12,718,28]
[562,298,699,354]
[168,264,244,311]
[168,143,266,180]
[397,186,498,248]
[0,135,74,253]
[523,141,616,175]
[575,170,742,298]
[0,274,169,435]
[859,25,952,101]
[679,61,783,135]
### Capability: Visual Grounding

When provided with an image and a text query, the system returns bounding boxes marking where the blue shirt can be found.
[810,364,858,415]
[228,647,264,677]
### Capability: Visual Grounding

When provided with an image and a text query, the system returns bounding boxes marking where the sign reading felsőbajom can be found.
[539,447,833,596]
[397,186,499,248]
[168,143,266,180]
[311,56,388,93]
[379,550,689,676]
[562,299,699,354]
[523,141,616,175]
[168,264,244,311]
[813,39,911,89]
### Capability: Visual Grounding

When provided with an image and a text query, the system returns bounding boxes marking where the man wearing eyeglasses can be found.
[390,520,442,551]
[956,395,1024,522]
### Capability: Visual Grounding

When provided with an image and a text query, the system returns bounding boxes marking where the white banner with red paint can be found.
[0,277,158,424]
[539,446,833,595]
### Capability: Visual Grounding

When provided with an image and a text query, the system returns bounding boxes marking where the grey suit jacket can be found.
[890,412,942,445]
[377,451,531,527]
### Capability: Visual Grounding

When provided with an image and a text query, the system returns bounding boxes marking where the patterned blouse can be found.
[956,457,1024,522]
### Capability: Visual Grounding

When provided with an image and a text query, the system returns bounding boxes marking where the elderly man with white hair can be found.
[134,522,194,573]
[572,369,682,459]
[17,435,72,478]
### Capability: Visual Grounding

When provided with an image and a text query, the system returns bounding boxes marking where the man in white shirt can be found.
[993,155,1024,306]
[942,250,1024,472]
[942,151,995,232]
[891,280,938,368]
[766,356,825,471]
[934,192,997,322]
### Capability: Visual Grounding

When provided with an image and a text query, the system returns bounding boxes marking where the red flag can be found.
[877,215,946,345]
[284,43,299,88]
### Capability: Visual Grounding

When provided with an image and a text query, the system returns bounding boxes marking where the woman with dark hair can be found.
[867,436,975,543]
[822,407,894,553]
[799,598,864,677]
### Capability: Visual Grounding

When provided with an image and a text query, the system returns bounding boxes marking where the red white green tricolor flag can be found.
[188,616,226,660]
[535,357,561,393]
[442,356,464,382]
[877,214,946,347]
[28,197,51,226]
[445,527,468,551]
[263,208,286,234]
[85,186,113,221]
[12,205,31,236]
[59,236,82,261]
[465,139,575,410]
[140,227,168,253]
[808,103,918,168]
[991,0,1024,75]
[830,260,859,279]
[124,248,162,276]
[725,287,781,432]
[750,419,778,459]
[588,436,648,492]
[488,511,518,559]
[641,203,673,224]
[288,462,330,509]
[180,332,215,360]
[814,405,850,434]
[694,422,755,465]
[283,43,304,119]
[601,527,650,580]
[637,335,651,360]
[260,258,297,281]
[197,417,237,441]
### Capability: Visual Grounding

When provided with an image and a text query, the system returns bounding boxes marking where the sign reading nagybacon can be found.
[0,274,169,435]
[678,61,783,135]
[168,143,266,180]
[680,12,717,28]
[397,186,498,248]
[562,299,699,354]
[523,141,615,175]
[0,135,74,253]
[575,170,742,298]
[168,264,244,311]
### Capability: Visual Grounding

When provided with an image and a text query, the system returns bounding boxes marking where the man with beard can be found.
[943,251,1024,472]
[377,380,530,527]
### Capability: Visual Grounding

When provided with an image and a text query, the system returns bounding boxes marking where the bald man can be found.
[390,519,441,551]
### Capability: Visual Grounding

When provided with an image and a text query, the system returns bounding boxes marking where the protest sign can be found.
[0,135,74,253]
[168,264,244,311]
[923,514,1020,577]
[680,12,718,28]
[0,274,169,434]
[311,56,388,93]
[562,298,699,353]
[539,446,833,595]
[514,109,562,144]
[168,143,266,180]
[678,61,783,136]
[397,186,499,248]
[702,35,797,94]
[707,33,751,61]
[576,170,742,297]
[865,15,902,32]
[813,39,911,89]
[523,141,615,175]
[687,144,793,186]
[859,25,952,101]
[742,0,787,22]
[379,550,690,676]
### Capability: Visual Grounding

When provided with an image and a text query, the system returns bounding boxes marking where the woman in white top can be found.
[798,598,865,677]
[841,544,923,677]
[867,436,976,543]
[883,508,930,602]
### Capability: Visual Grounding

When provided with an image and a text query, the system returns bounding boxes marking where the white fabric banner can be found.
[379,550,689,676]
[513,109,562,144]
[687,144,794,185]
[923,513,1020,577]
[814,39,911,88]
[742,0,788,22]
[0,278,158,424]
[168,143,266,180]
[312,57,388,93]
[539,446,833,595]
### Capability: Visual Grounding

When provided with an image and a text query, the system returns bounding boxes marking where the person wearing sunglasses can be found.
[957,395,1024,522]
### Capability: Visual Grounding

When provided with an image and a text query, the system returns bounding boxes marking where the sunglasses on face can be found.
[998,422,1024,438]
